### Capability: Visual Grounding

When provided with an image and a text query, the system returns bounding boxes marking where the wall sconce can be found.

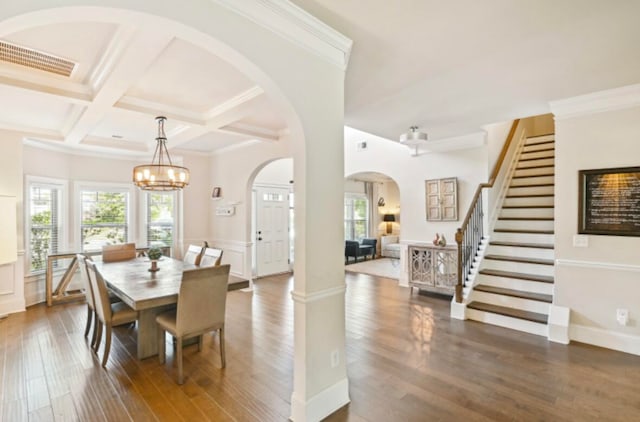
[383,213,396,234]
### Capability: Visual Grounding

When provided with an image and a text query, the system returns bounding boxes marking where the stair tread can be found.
[479,269,554,283]
[516,164,555,170]
[518,156,555,162]
[498,217,554,221]
[526,133,555,139]
[521,147,555,154]
[502,205,554,209]
[474,285,553,303]
[494,228,554,234]
[467,301,548,324]
[509,183,554,188]
[489,241,554,249]
[524,139,555,145]
[484,254,554,265]
[505,193,554,198]
[512,174,555,179]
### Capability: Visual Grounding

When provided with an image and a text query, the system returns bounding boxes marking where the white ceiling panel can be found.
[90,109,190,144]
[232,95,286,132]
[1,22,117,83]
[177,131,248,152]
[0,84,74,131]
[126,38,255,113]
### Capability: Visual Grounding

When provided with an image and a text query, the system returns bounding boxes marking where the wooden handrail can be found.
[455,119,520,302]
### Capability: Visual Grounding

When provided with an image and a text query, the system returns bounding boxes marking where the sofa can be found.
[345,238,377,263]
[381,235,401,258]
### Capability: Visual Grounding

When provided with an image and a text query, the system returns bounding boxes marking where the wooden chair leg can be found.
[93,321,103,353]
[102,325,112,368]
[198,334,204,352]
[90,313,98,349]
[219,327,226,368]
[84,305,92,338]
[176,337,184,384]
[158,327,165,364]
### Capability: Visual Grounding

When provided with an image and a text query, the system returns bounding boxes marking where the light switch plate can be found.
[573,235,588,247]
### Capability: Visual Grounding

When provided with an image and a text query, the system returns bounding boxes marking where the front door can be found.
[255,186,290,277]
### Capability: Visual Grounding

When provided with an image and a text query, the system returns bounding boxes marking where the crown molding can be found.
[550,83,640,120]
[212,0,352,70]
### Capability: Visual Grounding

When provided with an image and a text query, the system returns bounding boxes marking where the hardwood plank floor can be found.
[1,272,639,421]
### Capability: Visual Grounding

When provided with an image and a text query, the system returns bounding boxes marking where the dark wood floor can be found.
[1,272,639,421]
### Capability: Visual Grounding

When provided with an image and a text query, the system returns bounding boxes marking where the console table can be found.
[408,244,457,296]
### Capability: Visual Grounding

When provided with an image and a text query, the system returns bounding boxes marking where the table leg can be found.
[137,305,174,359]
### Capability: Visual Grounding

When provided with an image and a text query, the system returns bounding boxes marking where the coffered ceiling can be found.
[0,20,287,157]
[3,1,640,156]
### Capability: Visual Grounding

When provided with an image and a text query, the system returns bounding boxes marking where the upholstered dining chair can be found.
[77,254,98,347]
[183,244,204,265]
[102,242,136,262]
[199,247,223,267]
[156,264,231,384]
[86,260,138,367]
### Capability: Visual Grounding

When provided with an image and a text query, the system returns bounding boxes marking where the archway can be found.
[0,2,350,420]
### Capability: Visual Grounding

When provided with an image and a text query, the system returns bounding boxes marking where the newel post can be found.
[455,228,463,303]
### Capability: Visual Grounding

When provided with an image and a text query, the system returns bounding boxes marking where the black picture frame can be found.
[211,187,221,199]
[578,166,640,236]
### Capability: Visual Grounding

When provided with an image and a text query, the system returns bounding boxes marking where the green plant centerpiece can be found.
[148,247,163,272]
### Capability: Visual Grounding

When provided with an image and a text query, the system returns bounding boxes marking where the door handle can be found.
[258,237,263,241]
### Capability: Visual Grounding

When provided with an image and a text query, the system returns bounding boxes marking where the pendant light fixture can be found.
[399,126,428,156]
[133,116,190,191]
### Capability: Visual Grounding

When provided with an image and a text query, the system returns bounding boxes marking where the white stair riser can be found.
[525,135,555,144]
[500,207,554,219]
[519,150,554,160]
[511,175,555,186]
[491,231,554,244]
[514,167,555,177]
[487,245,554,260]
[481,259,554,276]
[466,308,548,337]
[471,291,550,314]
[495,219,554,231]
[517,158,555,168]
[523,142,554,151]
[476,274,554,294]
[507,185,554,196]
[503,196,554,207]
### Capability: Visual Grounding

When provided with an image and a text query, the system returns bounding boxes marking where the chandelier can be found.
[133,116,190,191]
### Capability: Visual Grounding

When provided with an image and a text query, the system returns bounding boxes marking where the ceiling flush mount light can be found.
[399,126,428,156]
[133,116,190,191]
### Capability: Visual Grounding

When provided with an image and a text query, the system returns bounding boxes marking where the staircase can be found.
[466,134,555,336]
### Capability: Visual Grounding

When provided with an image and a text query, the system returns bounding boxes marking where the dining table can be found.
[95,256,247,359]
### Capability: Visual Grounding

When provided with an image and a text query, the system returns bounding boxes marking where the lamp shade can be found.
[383,214,395,222]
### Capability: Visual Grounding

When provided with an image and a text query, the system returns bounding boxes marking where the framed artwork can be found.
[426,177,458,221]
[211,187,222,199]
[578,166,640,236]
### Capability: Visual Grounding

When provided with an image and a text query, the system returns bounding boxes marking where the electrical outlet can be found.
[616,308,629,326]
[331,350,339,368]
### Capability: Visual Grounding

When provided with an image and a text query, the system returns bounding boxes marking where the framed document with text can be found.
[578,166,640,236]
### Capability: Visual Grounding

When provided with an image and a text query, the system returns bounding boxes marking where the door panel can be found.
[256,186,290,277]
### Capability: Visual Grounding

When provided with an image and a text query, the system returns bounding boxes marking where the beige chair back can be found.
[102,243,136,262]
[199,247,223,267]
[77,254,95,311]
[176,265,230,337]
[85,260,112,324]
[183,244,204,265]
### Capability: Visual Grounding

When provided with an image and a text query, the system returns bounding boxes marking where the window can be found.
[80,189,129,252]
[344,194,369,241]
[26,179,66,273]
[146,192,175,249]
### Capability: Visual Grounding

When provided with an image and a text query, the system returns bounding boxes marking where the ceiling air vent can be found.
[0,40,75,77]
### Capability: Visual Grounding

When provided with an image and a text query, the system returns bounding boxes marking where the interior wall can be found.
[345,126,489,246]
[554,105,640,355]
[254,158,293,185]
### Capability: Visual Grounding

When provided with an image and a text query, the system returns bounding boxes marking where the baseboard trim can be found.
[556,258,640,273]
[570,324,640,356]
[291,284,346,304]
[290,377,350,421]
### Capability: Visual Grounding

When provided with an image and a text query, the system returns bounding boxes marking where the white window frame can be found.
[344,193,369,241]
[74,181,135,253]
[140,190,178,254]
[24,175,68,275]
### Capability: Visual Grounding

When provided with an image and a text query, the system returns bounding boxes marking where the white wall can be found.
[554,105,640,355]
[254,158,293,185]
[345,127,489,246]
